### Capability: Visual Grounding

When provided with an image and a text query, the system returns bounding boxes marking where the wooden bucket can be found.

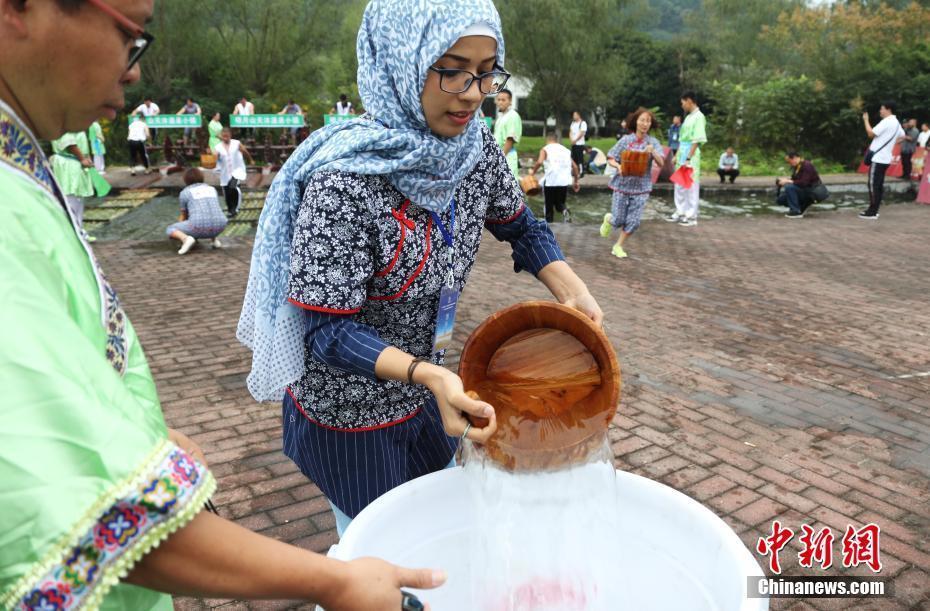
[520,173,541,196]
[620,149,650,177]
[459,301,621,472]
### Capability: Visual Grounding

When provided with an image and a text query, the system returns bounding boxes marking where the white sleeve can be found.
[872,118,890,137]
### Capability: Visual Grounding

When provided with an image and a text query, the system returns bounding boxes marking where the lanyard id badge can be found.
[431,199,459,354]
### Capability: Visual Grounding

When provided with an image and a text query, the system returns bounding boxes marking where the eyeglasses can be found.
[85,0,155,70]
[428,67,511,96]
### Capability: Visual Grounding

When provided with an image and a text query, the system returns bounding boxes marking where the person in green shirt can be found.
[493,88,522,178]
[1,1,444,609]
[208,111,223,152]
[50,130,94,226]
[667,91,707,226]
[89,120,107,173]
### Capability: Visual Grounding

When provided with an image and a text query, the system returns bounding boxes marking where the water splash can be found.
[462,439,625,611]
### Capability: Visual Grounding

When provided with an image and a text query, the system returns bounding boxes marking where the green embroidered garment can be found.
[0,101,216,611]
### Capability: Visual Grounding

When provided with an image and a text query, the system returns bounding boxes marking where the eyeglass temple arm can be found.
[85,0,145,37]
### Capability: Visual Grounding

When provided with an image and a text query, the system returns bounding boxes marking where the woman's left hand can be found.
[562,290,603,326]
[168,428,209,467]
[419,366,497,443]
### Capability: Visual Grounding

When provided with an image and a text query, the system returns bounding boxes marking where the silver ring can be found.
[461,422,472,441]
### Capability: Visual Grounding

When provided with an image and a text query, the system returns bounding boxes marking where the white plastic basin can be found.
[329,465,768,611]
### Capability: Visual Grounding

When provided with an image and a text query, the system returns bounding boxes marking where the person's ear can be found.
[1,0,31,38]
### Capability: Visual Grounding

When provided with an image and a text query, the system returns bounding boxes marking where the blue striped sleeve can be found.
[485,205,564,276]
[304,310,389,381]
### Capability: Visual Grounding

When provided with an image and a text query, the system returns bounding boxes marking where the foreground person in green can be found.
[0,0,442,609]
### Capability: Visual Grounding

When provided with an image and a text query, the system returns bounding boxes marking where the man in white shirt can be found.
[132,97,160,117]
[717,147,740,183]
[860,100,905,219]
[569,111,587,177]
[233,96,256,138]
[332,94,354,115]
[127,114,151,176]
[233,96,255,116]
[528,131,580,222]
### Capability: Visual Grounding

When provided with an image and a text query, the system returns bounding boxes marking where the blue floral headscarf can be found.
[237,0,505,401]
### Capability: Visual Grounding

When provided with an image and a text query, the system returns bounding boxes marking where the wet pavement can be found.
[90,198,930,609]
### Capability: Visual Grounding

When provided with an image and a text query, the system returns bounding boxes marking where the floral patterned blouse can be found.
[286,128,564,429]
[608,133,663,195]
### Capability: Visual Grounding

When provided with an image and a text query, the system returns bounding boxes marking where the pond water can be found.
[85,188,915,241]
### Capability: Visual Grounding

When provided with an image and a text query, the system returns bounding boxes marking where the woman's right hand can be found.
[418,364,497,442]
[324,557,445,611]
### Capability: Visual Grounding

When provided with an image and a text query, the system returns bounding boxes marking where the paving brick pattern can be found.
[93,202,930,610]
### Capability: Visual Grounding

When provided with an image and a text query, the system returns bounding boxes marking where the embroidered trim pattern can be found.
[0,107,57,200]
[101,279,128,374]
[2,440,216,611]
[0,103,128,376]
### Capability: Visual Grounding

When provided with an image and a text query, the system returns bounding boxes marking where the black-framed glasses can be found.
[85,0,155,70]
[125,32,155,70]
[428,67,511,95]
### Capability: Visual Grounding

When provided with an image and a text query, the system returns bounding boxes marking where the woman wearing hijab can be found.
[238,0,603,536]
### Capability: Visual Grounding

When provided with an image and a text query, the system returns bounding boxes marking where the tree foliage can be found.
[733,1,930,161]
[119,0,930,167]
[493,0,627,130]
[130,0,365,124]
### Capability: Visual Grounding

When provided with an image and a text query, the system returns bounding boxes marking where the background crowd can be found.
[98,0,926,173]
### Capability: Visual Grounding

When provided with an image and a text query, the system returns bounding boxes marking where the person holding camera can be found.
[860,101,904,220]
[776,152,826,218]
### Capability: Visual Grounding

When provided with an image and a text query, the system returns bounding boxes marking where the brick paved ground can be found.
[94,202,930,610]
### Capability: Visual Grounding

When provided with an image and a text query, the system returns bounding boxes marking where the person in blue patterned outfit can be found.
[238,0,604,537]
[166,168,227,254]
[600,107,666,259]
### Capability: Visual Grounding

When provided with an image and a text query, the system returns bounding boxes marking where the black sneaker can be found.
[785,211,804,218]
[858,210,879,220]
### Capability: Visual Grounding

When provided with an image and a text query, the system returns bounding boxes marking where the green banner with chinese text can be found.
[231,114,305,128]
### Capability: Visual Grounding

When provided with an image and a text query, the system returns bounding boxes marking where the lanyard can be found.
[429,198,456,286]
[429,198,455,248]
